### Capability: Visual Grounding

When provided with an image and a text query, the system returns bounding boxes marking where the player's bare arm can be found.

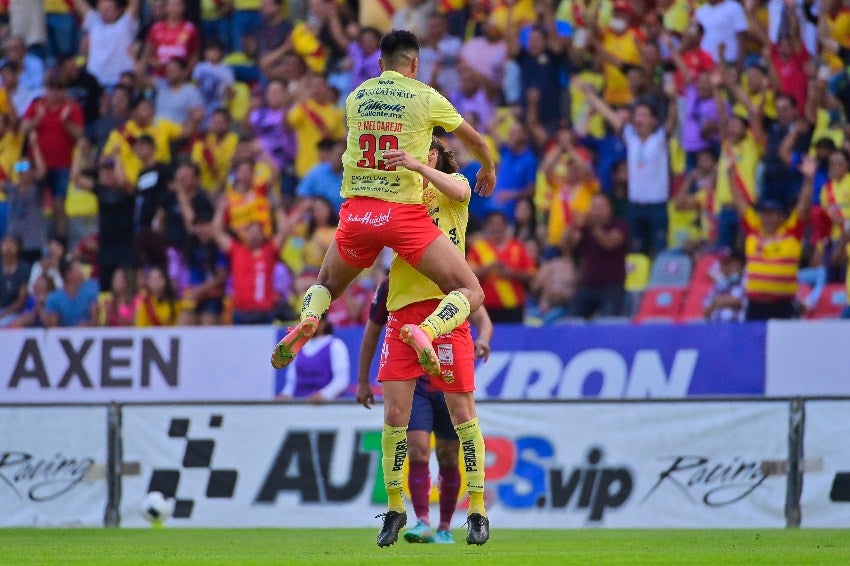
[452,121,496,197]
[383,149,471,201]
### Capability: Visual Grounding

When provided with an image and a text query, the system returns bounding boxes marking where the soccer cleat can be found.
[434,530,455,544]
[270,316,319,369]
[376,511,407,547]
[403,519,434,543]
[400,324,440,378]
[465,513,489,546]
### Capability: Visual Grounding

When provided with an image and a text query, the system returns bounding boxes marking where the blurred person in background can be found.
[731,156,815,321]
[468,211,536,323]
[98,266,137,326]
[0,234,30,327]
[72,0,140,88]
[703,248,747,322]
[134,264,181,326]
[178,211,229,326]
[191,108,239,193]
[10,273,55,328]
[44,258,99,327]
[27,236,66,294]
[21,70,84,241]
[276,318,350,402]
[4,152,48,266]
[564,193,629,319]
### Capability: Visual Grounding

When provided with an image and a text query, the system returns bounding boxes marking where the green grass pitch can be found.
[1,528,848,564]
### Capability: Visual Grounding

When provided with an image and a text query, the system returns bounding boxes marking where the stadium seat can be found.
[625,253,651,292]
[678,278,713,323]
[691,253,720,286]
[648,250,693,288]
[806,283,848,319]
[633,287,686,323]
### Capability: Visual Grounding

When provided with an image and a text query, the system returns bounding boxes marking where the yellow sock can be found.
[421,290,470,340]
[381,424,408,512]
[455,417,486,516]
[301,284,331,320]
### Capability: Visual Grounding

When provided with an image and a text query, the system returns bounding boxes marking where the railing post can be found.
[785,398,805,528]
[104,402,123,527]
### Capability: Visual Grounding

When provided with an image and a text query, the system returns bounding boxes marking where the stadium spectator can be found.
[134,264,181,326]
[487,119,538,220]
[11,273,55,329]
[834,222,850,318]
[417,14,462,94]
[733,156,816,320]
[526,253,578,325]
[276,318,350,402]
[213,200,291,325]
[0,36,45,93]
[21,70,84,241]
[145,57,205,125]
[761,93,811,209]
[88,86,132,155]
[0,61,42,123]
[249,79,297,192]
[286,75,345,180]
[695,0,748,67]
[703,248,747,322]
[97,266,137,327]
[468,211,536,323]
[145,0,201,76]
[192,39,236,124]
[160,161,215,250]
[257,0,293,59]
[191,108,239,193]
[564,193,629,319]
[133,134,172,232]
[0,235,30,327]
[72,0,140,88]
[45,0,78,62]
[43,257,99,327]
[580,78,678,257]
[73,156,136,292]
[58,55,104,130]
[232,0,264,53]
[27,236,66,294]
[295,139,345,211]
[4,152,48,266]
[178,211,229,326]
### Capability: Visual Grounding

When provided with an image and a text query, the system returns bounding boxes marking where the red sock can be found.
[408,461,431,522]
[438,466,461,531]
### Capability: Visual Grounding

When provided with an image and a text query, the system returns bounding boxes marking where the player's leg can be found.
[271,240,363,368]
[400,234,484,377]
[403,379,435,543]
[444,391,488,545]
[433,392,460,543]
[376,378,416,547]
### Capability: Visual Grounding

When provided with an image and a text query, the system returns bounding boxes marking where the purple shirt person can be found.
[276,319,350,402]
[681,74,725,155]
[248,80,297,173]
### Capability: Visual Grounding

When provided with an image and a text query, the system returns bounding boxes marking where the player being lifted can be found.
[270,30,495,545]
[357,139,493,547]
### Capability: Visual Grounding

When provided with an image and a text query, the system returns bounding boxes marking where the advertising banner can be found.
[337,322,767,400]
[0,327,276,403]
[766,321,850,397]
[800,401,850,527]
[0,407,108,526]
[120,401,787,528]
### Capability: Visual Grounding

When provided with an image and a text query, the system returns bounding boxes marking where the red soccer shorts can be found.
[377,299,476,393]
[335,197,443,269]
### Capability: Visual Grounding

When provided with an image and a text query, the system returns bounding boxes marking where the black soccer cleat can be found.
[465,513,489,546]
[376,511,407,547]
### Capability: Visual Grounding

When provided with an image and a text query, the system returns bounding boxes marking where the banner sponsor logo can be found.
[0,451,95,502]
[640,455,768,508]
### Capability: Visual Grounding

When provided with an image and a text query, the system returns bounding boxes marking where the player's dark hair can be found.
[380,30,420,68]
[430,138,458,174]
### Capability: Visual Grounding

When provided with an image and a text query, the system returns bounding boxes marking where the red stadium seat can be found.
[806,283,848,319]
[691,253,720,286]
[633,287,686,323]
[678,278,714,322]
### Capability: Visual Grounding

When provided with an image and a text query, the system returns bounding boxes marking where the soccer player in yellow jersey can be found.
[271,31,494,387]
[357,139,492,547]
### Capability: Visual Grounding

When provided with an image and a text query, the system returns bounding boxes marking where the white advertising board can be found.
[0,327,275,403]
[766,321,850,396]
[120,402,788,528]
[0,407,108,526]
[800,400,850,527]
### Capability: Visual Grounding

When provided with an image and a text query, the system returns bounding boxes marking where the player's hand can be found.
[474,340,490,363]
[356,382,375,409]
[475,167,496,197]
[382,149,421,171]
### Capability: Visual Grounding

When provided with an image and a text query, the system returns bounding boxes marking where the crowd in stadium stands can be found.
[0,0,849,329]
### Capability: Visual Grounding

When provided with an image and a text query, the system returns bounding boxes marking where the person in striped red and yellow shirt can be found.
[729,154,815,321]
[467,211,536,322]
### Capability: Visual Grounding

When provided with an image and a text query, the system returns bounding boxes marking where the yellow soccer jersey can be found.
[386,173,470,311]
[341,71,464,205]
